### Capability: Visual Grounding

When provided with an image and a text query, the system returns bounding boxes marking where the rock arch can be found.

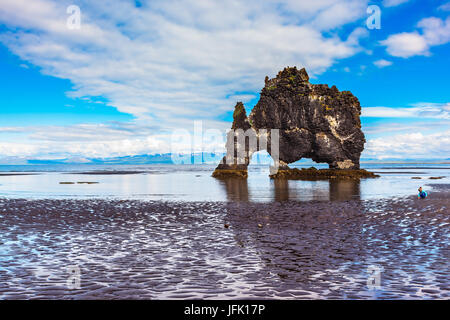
[213,67,366,178]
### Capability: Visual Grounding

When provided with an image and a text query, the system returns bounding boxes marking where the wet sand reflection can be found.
[223,192,450,299]
[224,200,368,298]
[0,193,448,299]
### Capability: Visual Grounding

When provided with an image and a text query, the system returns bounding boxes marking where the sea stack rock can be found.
[213,67,367,178]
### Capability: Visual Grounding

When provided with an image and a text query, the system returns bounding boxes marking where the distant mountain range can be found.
[25,153,227,165]
[27,154,176,165]
[0,153,448,165]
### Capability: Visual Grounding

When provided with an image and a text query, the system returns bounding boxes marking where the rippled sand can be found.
[0,188,448,299]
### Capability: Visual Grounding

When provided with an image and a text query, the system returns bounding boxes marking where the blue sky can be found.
[0,45,133,126]
[0,0,449,161]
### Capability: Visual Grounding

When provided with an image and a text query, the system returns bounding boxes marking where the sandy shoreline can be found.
[0,186,448,300]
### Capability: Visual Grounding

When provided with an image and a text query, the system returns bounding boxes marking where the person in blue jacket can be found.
[418,187,427,199]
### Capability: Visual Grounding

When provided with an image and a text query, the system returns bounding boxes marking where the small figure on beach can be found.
[418,187,428,199]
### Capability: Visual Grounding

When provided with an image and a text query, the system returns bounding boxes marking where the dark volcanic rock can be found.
[231,102,251,131]
[213,67,367,177]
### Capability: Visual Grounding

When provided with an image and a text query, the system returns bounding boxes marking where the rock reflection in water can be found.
[218,177,361,202]
[273,179,290,202]
[329,179,361,201]
[218,178,249,201]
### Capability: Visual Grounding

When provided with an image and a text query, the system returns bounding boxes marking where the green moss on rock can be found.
[233,102,245,118]
[269,167,379,180]
[212,169,248,179]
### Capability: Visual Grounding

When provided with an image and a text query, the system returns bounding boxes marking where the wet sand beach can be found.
[0,185,448,300]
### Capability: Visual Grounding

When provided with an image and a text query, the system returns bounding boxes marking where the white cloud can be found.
[438,2,450,11]
[0,139,160,158]
[419,16,450,46]
[381,16,450,58]
[381,32,429,58]
[382,0,410,7]
[362,103,450,119]
[373,59,393,68]
[363,120,450,135]
[0,127,27,133]
[360,103,450,159]
[0,119,231,158]
[0,0,368,125]
[0,130,225,158]
[364,130,450,159]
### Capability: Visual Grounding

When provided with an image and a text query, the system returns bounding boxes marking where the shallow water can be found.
[0,164,448,201]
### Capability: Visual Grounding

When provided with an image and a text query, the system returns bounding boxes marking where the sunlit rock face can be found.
[213,67,366,177]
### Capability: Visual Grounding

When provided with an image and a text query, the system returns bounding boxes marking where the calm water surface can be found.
[0,163,448,201]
